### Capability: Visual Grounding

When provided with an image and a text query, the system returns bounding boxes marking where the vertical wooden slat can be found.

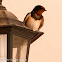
[25,39,31,62]
[7,33,13,62]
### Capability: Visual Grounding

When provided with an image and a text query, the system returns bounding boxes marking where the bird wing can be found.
[39,16,44,30]
[23,13,31,24]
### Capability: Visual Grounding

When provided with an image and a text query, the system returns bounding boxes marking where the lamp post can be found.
[0,0,44,62]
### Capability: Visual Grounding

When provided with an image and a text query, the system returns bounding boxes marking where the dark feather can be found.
[23,13,30,25]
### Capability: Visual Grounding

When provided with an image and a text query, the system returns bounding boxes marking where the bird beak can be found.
[44,9,47,11]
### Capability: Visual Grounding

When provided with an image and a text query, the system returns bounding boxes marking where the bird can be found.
[23,5,46,31]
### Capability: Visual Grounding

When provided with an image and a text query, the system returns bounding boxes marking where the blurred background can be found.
[3,0,62,62]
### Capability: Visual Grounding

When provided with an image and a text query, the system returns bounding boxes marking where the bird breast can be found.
[26,16,41,31]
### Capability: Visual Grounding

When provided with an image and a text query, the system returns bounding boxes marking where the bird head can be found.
[32,5,47,15]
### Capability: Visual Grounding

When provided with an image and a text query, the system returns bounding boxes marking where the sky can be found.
[2,0,62,62]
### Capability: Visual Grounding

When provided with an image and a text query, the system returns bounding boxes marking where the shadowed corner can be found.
[0,0,2,4]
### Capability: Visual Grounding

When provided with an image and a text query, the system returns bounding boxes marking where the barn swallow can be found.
[23,5,46,31]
